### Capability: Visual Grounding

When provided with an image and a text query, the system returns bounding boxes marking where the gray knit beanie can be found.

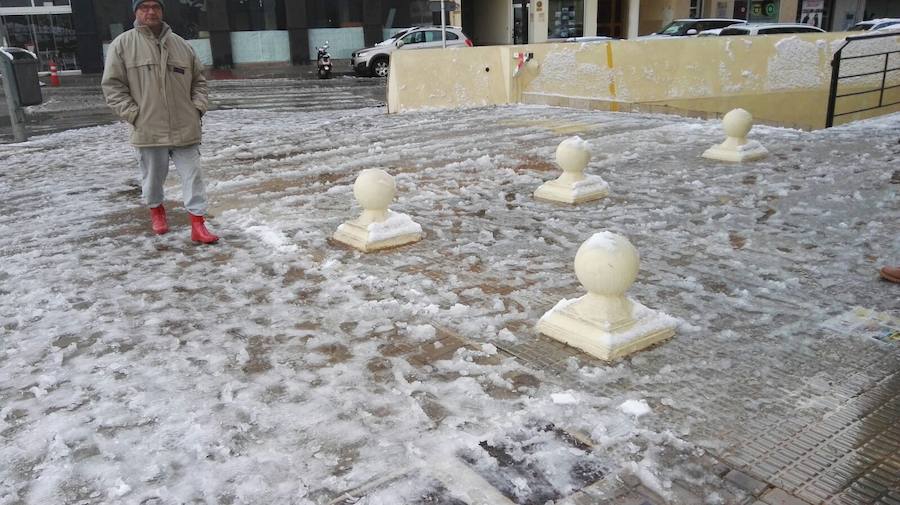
[133,0,164,11]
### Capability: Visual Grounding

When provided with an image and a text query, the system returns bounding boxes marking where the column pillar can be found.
[72,0,103,73]
[530,0,548,43]
[584,0,598,36]
[285,0,309,64]
[362,0,384,48]
[627,0,640,38]
[206,0,232,68]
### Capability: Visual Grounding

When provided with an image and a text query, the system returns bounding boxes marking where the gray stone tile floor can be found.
[1,94,898,504]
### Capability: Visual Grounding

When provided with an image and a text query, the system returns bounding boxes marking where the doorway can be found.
[597,0,624,37]
[513,1,528,44]
[460,0,512,46]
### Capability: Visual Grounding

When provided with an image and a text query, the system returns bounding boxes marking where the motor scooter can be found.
[316,43,332,79]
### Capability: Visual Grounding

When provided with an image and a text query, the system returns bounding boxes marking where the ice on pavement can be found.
[0,103,898,504]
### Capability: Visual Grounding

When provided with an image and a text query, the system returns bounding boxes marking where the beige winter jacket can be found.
[101,22,208,147]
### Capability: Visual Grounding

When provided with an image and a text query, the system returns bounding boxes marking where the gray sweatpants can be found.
[135,145,208,216]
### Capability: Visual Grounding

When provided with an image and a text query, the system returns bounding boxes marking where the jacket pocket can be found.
[124,56,157,72]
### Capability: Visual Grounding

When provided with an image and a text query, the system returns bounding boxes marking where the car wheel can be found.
[372,58,390,78]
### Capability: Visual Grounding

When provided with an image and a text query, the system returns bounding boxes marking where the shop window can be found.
[168,0,208,39]
[382,1,436,28]
[0,0,35,7]
[689,0,702,18]
[749,0,779,22]
[308,0,363,28]
[1,15,32,48]
[0,13,79,70]
[227,0,285,31]
[548,0,583,39]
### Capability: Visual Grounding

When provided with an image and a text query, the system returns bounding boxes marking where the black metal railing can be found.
[826,31,900,127]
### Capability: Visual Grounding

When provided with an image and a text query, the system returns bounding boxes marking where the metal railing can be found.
[826,31,900,128]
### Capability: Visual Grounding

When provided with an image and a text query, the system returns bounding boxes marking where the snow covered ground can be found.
[0,104,898,505]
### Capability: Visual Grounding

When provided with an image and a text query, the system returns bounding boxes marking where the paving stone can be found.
[615,485,667,505]
[726,470,769,496]
[760,488,815,505]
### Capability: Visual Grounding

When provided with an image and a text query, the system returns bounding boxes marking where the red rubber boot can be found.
[190,214,219,244]
[150,205,169,235]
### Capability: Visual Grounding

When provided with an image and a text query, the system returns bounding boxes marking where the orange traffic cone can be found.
[49,60,60,87]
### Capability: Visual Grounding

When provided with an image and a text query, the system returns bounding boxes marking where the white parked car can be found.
[558,35,617,43]
[351,26,473,78]
[698,28,726,36]
[849,18,900,32]
[641,18,746,38]
[718,23,826,36]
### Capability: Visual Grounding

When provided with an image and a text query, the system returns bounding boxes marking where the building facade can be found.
[461,0,899,45]
[0,0,453,72]
[1,0,898,73]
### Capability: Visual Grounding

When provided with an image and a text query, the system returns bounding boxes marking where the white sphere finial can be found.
[722,108,753,140]
[555,136,591,181]
[353,169,396,224]
[574,232,640,297]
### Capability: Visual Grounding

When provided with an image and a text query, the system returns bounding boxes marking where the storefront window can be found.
[0,13,78,70]
[168,0,208,39]
[308,0,363,28]
[0,0,70,4]
[1,15,32,48]
[548,0,583,39]
[748,0,779,22]
[227,0,285,31]
[382,0,434,28]
[798,0,825,29]
[0,0,35,7]
[689,0,702,18]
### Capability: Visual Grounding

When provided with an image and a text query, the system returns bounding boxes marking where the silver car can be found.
[351,26,473,78]
[718,23,826,36]
[641,18,746,38]
[849,18,900,32]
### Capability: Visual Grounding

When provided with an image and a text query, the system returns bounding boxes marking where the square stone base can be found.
[333,221,423,252]
[537,298,676,361]
[702,141,769,162]
[534,177,609,204]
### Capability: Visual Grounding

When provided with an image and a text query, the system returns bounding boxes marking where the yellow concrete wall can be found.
[387,31,900,129]
[387,46,511,113]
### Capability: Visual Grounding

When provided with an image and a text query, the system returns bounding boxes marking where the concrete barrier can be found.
[387,32,900,129]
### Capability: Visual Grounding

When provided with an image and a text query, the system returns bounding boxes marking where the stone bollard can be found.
[534,136,609,204]
[701,108,769,162]
[333,168,423,252]
[537,231,676,361]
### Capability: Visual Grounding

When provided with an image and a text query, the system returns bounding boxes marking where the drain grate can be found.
[455,423,608,505]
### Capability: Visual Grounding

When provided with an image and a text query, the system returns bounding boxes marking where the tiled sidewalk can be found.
[1,104,898,504]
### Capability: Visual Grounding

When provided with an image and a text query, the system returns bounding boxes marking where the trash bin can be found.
[0,47,42,107]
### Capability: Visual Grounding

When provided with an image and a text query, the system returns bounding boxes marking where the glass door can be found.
[597,0,623,37]
[1,15,36,52]
[513,1,528,44]
[0,13,79,70]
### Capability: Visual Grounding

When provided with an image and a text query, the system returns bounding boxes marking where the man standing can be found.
[101,0,218,243]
